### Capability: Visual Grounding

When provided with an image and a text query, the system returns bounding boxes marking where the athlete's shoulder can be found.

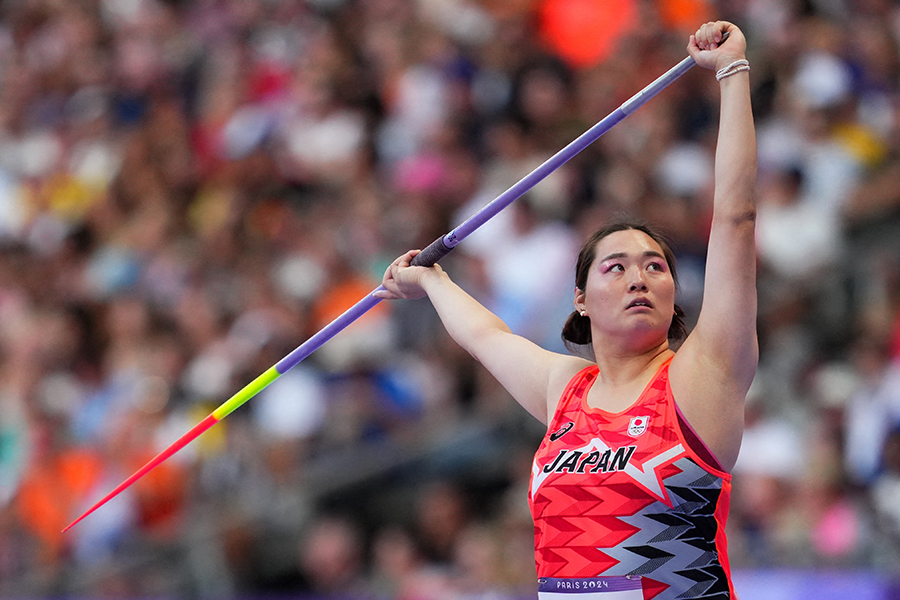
[546,355,595,421]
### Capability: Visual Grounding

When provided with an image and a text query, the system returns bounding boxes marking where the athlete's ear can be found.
[573,287,586,315]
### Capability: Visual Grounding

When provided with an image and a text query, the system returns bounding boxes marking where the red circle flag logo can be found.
[627,416,650,437]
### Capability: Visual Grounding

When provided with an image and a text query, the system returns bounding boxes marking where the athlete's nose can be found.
[628,268,648,292]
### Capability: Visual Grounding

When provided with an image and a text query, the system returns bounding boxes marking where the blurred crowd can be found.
[0,0,899,598]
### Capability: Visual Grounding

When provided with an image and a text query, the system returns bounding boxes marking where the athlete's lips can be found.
[626,297,654,310]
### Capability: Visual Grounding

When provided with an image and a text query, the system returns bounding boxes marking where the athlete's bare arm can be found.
[376,250,588,424]
[669,21,758,472]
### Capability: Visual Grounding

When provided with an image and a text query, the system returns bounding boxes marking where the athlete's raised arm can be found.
[670,21,758,472]
[375,250,586,424]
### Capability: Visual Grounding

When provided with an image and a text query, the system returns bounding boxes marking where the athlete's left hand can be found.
[688,21,747,72]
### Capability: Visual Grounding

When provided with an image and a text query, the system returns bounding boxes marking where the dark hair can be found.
[561,218,687,351]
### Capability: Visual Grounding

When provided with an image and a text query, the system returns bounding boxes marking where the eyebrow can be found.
[599,250,666,263]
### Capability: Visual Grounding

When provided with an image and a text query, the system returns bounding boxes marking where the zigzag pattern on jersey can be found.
[600,457,730,600]
[531,457,729,599]
[530,362,734,599]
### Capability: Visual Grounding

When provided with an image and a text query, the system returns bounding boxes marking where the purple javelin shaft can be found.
[275,292,384,373]
[442,54,697,250]
[274,53,697,374]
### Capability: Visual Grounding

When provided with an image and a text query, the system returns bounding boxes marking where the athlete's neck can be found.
[590,341,673,389]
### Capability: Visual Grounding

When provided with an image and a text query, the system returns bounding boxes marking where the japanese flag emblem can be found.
[628,416,650,437]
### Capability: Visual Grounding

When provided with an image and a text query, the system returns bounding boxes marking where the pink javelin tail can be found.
[63,413,220,532]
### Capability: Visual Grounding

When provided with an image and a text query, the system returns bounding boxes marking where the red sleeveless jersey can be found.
[528,359,737,600]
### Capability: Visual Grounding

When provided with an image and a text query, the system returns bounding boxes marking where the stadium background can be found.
[0,0,899,598]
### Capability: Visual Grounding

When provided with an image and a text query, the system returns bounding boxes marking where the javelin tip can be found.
[63,413,220,532]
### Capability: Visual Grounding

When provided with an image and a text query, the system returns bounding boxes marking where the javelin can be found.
[64,43,709,532]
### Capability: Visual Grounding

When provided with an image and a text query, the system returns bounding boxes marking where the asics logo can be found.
[550,422,574,441]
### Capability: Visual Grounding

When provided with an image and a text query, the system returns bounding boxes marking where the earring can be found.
[580,310,586,317]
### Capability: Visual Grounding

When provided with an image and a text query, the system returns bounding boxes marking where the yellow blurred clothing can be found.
[833,122,888,169]
[21,172,105,226]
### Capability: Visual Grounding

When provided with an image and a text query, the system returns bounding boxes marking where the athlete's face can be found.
[575,229,676,345]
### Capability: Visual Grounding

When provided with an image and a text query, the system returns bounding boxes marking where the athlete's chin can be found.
[598,317,670,343]
[623,314,668,332]
[619,321,670,346]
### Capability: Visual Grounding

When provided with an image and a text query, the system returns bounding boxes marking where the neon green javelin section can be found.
[212,366,281,420]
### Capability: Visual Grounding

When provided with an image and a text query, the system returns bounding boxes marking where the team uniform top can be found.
[529,358,738,600]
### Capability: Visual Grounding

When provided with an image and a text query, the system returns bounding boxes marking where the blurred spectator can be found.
[412,479,471,566]
[756,165,841,284]
[298,514,367,596]
[843,336,900,484]
[870,427,900,571]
